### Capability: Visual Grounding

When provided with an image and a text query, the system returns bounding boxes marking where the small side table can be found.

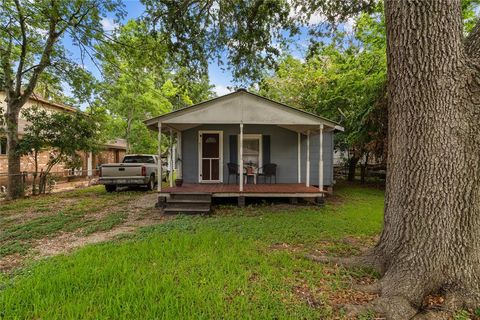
[244,173,257,185]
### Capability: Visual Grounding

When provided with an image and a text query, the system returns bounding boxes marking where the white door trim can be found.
[198,130,223,183]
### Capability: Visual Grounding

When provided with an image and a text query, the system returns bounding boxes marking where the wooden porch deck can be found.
[160,183,326,198]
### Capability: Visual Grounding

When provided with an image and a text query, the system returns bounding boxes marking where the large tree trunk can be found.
[5,105,24,199]
[347,156,359,181]
[368,0,480,317]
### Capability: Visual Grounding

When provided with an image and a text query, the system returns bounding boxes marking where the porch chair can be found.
[258,163,277,184]
[227,163,240,184]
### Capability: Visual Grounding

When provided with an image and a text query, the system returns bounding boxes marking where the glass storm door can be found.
[200,132,221,182]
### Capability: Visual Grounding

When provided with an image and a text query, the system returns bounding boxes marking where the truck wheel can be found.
[105,184,117,193]
[147,175,155,191]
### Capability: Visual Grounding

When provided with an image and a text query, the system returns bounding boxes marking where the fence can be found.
[0,169,99,197]
[334,163,386,183]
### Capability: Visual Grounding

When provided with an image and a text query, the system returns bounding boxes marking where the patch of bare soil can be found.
[0,254,24,273]
[33,193,170,258]
[0,193,171,272]
[300,237,381,319]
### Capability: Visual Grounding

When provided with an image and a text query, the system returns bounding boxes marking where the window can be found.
[0,138,6,155]
[123,155,155,164]
[241,135,262,169]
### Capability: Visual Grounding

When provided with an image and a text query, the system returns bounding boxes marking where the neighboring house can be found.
[145,89,344,211]
[0,92,126,184]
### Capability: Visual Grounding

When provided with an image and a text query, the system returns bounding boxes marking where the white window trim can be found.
[198,130,224,183]
[238,134,263,172]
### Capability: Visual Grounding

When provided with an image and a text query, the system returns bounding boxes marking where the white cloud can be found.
[213,85,233,96]
[34,27,49,37]
[343,17,355,34]
[308,12,327,25]
[287,0,325,26]
[101,17,118,31]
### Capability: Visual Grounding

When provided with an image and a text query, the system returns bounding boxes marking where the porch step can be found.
[164,207,211,214]
[165,202,211,209]
[170,193,212,201]
[167,199,211,204]
[162,192,212,214]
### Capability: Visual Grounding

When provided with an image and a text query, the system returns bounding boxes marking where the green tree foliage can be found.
[96,20,213,154]
[16,108,100,194]
[258,10,387,179]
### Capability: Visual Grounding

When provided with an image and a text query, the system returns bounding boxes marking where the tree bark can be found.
[5,104,23,199]
[360,153,369,184]
[347,156,359,181]
[369,0,480,317]
[32,150,38,195]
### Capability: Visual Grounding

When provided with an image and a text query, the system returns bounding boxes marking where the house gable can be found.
[145,90,343,132]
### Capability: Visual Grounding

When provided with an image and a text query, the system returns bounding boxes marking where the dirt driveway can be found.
[0,186,171,272]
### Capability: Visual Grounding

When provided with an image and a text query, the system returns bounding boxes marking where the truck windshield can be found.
[123,156,155,164]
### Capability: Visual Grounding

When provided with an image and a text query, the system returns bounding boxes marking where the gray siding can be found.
[300,131,334,186]
[181,124,334,186]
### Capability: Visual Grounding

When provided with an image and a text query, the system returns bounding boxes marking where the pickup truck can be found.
[98,154,167,192]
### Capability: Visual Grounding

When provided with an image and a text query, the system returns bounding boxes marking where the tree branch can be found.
[13,0,28,96]
[1,18,14,103]
[465,19,480,63]
[17,8,60,109]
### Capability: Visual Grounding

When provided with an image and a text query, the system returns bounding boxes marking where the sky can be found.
[64,0,352,98]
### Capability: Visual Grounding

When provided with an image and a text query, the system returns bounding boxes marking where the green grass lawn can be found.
[0,184,384,319]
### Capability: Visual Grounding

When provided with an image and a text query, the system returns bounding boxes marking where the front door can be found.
[199,131,223,182]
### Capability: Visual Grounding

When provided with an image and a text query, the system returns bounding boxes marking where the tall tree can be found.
[364,1,480,317]
[0,0,123,199]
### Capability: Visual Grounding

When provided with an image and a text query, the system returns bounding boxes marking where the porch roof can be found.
[145,89,344,134]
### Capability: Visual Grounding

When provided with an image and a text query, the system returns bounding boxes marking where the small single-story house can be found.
[145,89,343,212]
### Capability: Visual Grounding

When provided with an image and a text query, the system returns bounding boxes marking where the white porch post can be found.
[306,130,310,187]
[239,123,244,192]
[157,122,162,192]
[297,132,301,184]
[169,128,174,187]
[318,124,324,192]
[87,152,93,177]
[177,131,182,179]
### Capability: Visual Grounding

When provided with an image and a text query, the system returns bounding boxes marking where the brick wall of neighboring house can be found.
[0,150,127,175]
[0,148,126,187]
[92,149,126,172]
[0,151,67,174]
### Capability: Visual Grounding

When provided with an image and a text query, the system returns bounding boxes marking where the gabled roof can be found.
[144,89,344,133]
[0,90,77,112]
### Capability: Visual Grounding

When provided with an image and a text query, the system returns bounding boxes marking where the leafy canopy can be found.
[0,0,125,106]
[95,19,213,154]
[16,107,100,161]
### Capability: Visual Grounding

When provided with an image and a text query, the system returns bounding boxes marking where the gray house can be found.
[145,89,343,212]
